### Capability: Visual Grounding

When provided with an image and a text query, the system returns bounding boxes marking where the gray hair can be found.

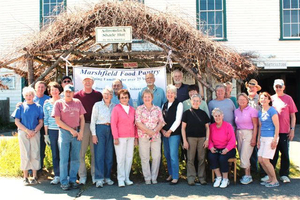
[191,94,202,101]
[237,93,249,104]
[22,86,36,97]
[215,84,227,97]
[166,84,177,95]
[211,108,224,116]
[102,87,113,95]
[172,69,183,77]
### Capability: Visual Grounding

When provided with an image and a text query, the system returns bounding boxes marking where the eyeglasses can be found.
[275,85,283,89]
[213,115,222,118]
[63,80,71,83]
[120,96,129,99]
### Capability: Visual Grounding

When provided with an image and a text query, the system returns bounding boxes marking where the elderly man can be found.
[137,73,166,108]
[60,76,73,98]
[245,79,261,173]
[34,81,50,171]
[111,79,133,106]
[270,79,298,183]
[52,84,86,190]
[172,70,189,102]
[74,76,103,185]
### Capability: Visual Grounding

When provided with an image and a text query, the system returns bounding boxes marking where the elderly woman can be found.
[111,89,138,187]
[182,84,209,116]
[224,82,238,108]
[208,108,236,188]
[161,84,183,185]
[208,84,236,128]
[135,89,165,185]
[258,92,279,187]
[182,94,210,185]
[90,88,115,188]
[234,93,258,185]
[13,87,44,185]
[43,82,62,185]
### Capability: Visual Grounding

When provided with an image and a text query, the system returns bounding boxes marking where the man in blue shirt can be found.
[34,81,50,172]
[137,73,166,108]
[172,69,189,102]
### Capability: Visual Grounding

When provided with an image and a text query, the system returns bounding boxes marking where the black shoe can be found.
[70,182,79,189]
[23,178,30,186]
[170,179,178,185]
[61,184,70,191]
[30,177,38,185]
[166,176,172,182]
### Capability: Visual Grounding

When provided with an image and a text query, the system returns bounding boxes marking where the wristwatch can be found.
[291,127,295,130]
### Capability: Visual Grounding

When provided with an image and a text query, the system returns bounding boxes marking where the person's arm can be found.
[181,122,189,150]
[289,113,296,141]
[77,114,85,141]
[34,119,44,133]
[257,119,262,149]
[271,114,279,150]
[203,123,210,148]
[251,117,258,147]
[15,118,35,138]
[223,124,236,154]
[168,103,183,135]
[43,104,49,135]
[111,106,120,145]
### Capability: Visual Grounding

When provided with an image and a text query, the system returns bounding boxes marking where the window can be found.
[281,0,300,39]
[40,0,66,27]
[197,0,227,40]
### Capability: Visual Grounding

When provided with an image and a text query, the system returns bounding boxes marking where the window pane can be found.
[216,11,222,24]
[291,10,298,23]
[201,25,208,35]
[57,0,64,3]
[44,4,50,16]
[216,0,222,10]
[200,0,207,10]
[44,0,49,3]
[200,12,207,24]
[208,25,215,36]
[208,12,215,24]
[292,24,299,36]
[283,0,291,8]
[291,0,298,8]
[284,10,290,23]
[216,25,223,37]
[208,0,214,10]
[284,24,291,37]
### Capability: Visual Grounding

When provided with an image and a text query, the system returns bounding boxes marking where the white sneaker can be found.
[213,177,222,188]
[145,180,151,185]
[125,180,133,186]
[50,176,60,185]
[104,178,114,185]
[79,177,87,185]
[220,178,230,188]
[96,180,104,188]
[240,176,253,185]
[118,181,125,187]
[261,175,269,182]
[280,176,291,183]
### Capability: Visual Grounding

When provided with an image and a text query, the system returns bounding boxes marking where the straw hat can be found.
[245,79,261,91]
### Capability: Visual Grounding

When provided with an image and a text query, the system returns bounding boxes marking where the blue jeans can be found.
[49,129,60,176]
[163,135,181,179]
[94,124,113,180]
[58,128,81,185]
[208,148,236,173]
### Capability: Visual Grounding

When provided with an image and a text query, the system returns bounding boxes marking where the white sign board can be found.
[73,66,167,106]
[264,62,287,69]
[96,26,132,43]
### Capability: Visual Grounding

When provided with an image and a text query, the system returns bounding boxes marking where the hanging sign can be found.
[95,26,132,43]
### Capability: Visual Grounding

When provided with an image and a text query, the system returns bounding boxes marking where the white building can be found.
[0,0,299,121]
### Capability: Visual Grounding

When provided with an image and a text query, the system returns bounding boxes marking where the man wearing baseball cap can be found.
[52,84,86,190]
[271,79,298,183]
[74,76,103,185]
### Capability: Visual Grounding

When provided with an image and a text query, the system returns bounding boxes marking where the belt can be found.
[72,127,79,130]
[100,123,111,126]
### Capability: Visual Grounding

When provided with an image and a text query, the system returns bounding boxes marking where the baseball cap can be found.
[64,84,75,92]
[273,79,284,87]
[83,76,94,81]
[62,76,72,82]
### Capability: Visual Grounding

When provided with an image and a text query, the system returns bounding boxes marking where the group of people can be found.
[12,69,297,190]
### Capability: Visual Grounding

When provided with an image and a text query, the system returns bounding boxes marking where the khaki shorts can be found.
[236,129,254,168]
[258,137,277,159]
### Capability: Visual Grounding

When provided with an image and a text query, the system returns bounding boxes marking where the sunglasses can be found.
[63,80,71,83]
[275,85,283,89]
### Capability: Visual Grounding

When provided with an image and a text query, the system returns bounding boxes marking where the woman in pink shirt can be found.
[234,93,258,185]
[111,89,138,187]
[208,108,236,188]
